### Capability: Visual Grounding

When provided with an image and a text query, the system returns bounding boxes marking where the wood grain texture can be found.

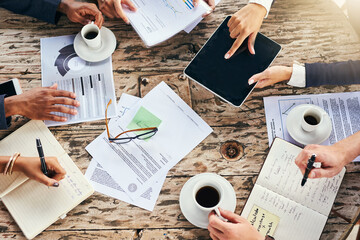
[0,0,360,239]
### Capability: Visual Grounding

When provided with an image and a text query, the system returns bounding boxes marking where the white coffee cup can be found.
[193,178,224,216]
[81,22,101,49]
[301,107,326,132]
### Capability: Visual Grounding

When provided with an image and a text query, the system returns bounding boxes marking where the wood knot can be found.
[220,141,244,161]
[178,73,187,81]
[140,77,149,86]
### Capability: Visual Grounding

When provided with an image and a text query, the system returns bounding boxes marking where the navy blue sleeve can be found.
[0,94,11,130]
[305,60,360,87]
[0,0,62,24]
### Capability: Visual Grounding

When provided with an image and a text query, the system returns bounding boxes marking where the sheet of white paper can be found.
[264,92,360,161]
[184,0,221,33]
[86,82,213,199]
[40,35,117,126]
[125,0,211,46]
[85,159,166,211]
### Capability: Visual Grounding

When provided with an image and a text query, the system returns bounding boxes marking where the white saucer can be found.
[286,104,332,145]
[179,173,237,229]
[74,26,116,62]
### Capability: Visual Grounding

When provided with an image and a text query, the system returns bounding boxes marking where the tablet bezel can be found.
[184,16,281,107]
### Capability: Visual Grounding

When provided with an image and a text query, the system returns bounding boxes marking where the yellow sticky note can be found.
[247,205,280,237]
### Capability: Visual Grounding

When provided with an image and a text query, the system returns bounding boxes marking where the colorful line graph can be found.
[183,0,194,9]
[162,0,182,15]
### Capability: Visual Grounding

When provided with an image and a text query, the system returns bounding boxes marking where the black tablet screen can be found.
[185,16,281,106]
[0,80,17,96]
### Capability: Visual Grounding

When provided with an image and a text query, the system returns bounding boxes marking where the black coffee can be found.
[195,186,219,208]
[85,31,98,40]
[304,115,318,125]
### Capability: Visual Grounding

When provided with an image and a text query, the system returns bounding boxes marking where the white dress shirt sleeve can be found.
[287,63,306,87]
[248,0,273,18]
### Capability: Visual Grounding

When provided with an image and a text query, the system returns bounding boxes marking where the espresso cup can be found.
[193,179,224,214]
[301,107,325,132]
[81,22,101,49]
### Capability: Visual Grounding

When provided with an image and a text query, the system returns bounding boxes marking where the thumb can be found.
[74,13,92,25]
[248,32,257,55]
[36,174,60,187]
[219,208,243,223]
[248,71,266,85]
[49,83,58,90]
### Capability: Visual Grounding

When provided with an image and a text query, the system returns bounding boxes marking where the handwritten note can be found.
[248,205,279,236]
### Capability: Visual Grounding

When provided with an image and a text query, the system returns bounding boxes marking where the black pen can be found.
[301,154,316,186]
[36,138,48,176]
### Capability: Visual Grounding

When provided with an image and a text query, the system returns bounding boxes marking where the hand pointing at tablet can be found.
[225,3,267,59]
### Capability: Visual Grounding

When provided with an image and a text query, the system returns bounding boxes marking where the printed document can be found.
[125,0,211,46]
[184,0,221,33]
[85,93,167,211]
[40,35,117,126]
[263,92,360,161]
[86,82,213,199]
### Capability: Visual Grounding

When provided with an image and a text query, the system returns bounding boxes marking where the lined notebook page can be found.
[256,138,345,216]
[241,184,327,240]
[0,121,93,239]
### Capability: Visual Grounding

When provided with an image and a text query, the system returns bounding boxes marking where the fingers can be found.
[309,168,337,179]
[225,35,247,59]
[208,225,223,239]
[209,233,220,240]
[248,32,257,55]
[295,150,309,175]
[51,89,76,99]
[193,0,199,7]
[208,212,228,232]
[49,105,78,115]
[50,97,80,107]
[35,172,60,187]
[114,0,129,24]
[48,83,58,90]
[248,70,267,86]
[46,157,67,182]
[47,114,67,122]
[74,12,92,25]
[219,208,244,223]
[123,0,137,12]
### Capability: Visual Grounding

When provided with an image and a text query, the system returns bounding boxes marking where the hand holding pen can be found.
[295,143,352,180]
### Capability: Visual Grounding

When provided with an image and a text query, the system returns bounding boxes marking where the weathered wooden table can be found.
[1,0,360,239]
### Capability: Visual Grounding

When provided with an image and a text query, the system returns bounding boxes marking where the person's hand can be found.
[295,144,351,179]
[208,208,263,240]
[4,83,80,122]
[225,3,267,59]
[97,0,136,24]
[13,156,66,187]
[193,0,215,16]
[58,0,104,28]
[248,66,293,88]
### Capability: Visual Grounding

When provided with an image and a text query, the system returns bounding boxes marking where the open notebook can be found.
[0,120,94,239]
[241,138,346,240]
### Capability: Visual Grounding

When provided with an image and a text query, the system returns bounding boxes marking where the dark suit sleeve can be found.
[0,94,12,130]
[305,60,360,87]
[0,0,62,24]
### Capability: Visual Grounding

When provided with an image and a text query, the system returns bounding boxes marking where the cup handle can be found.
[214,208,228,222]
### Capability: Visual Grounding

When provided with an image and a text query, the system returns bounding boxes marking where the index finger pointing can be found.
[225,35,246,59]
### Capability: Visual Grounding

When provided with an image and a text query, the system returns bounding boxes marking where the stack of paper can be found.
[85,82,213,211]
[125,0,221,47]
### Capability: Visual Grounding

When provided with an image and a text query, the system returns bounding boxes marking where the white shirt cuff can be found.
[248,0,273,18]
[287,63,306,87]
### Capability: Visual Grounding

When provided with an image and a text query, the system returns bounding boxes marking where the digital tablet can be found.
[184,16,281,107]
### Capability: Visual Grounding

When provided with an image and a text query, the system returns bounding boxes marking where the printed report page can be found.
[125,0,211,46]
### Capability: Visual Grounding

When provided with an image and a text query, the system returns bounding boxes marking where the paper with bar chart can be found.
[125,0,211,47]
[40,35,117,126]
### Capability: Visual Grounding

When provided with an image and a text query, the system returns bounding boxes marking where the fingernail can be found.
[206,10,212,15]
[224,53,230,59]
[62,118,67,122]
[310,172,316,178]
[194,2,198,7]
[249,79,254,85]
[252,46,256,55]
[53,182,59,187]
[76,101,80,106]
[72,109,78,115]
[126,20,130,25]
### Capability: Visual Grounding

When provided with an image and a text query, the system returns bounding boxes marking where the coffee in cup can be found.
[301,107,326,132]
[193,179,223,215]
[81,22,101,49]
